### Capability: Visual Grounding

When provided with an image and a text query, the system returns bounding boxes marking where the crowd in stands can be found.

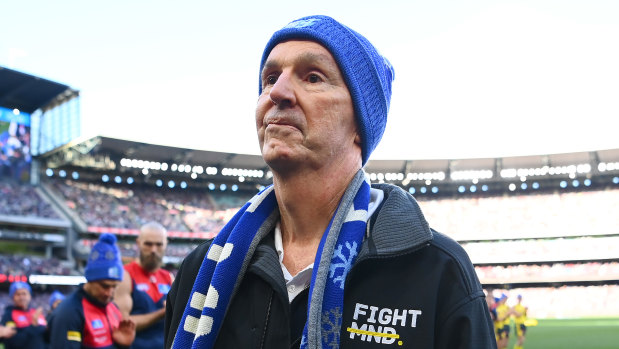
[497,285,619,318]
[477,262,619,284]
[418,188,619,240]
[462,235,619,264]
[77,238,198,260]
[0,254,76,277]
[51,179,252,234]
[0,178,60,219]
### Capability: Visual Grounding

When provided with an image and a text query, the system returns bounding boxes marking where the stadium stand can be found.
[0,178,61,219]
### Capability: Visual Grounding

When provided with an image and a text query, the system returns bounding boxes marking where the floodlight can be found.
[156,179,163,187]
[102,175,109,183]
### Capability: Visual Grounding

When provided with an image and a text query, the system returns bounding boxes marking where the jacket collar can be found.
[359,183,433,259]
[248,183,433,285]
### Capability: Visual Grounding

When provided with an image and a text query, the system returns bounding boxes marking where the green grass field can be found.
[507,318,619,349]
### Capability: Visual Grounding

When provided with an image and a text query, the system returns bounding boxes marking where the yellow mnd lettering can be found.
[346,327,400,339]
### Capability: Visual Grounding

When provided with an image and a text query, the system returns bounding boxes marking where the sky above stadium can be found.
[2,0,618,160]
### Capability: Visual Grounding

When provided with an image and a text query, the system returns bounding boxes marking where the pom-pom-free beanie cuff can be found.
[259,15,394,165]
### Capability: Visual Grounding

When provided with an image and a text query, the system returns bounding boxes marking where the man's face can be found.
[137,227,167,272]
[12,288,31,309]
[86,280,120,305]
[256,40,360,172]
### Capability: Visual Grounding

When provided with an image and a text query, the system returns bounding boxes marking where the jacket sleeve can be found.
[436,296,497,349]
[48,300,83,349]
[164,240,211,349]
[431,232,498,349]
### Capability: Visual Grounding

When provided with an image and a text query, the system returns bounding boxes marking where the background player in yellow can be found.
[512,294,528,349]
[494,294,512,349]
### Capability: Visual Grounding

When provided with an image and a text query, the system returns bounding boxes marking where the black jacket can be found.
[164,184,497,348]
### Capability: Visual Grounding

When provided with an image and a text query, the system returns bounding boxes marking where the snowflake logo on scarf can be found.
[329,241,358,289]
[322,307,342,349]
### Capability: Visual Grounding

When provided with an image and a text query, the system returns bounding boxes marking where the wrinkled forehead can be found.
[262,40,341,74]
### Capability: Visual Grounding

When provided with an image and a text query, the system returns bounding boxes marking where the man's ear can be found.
[354,133,362,146]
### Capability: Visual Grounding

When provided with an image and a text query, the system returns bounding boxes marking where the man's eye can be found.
[266,75,278,85]
[308,74,321,83]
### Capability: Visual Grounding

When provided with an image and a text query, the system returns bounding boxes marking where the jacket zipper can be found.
[259,290,274,349]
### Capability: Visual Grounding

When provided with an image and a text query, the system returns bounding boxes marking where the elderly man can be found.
[48,233,135,349]
[116,222,174,349]
[164,15,496,349]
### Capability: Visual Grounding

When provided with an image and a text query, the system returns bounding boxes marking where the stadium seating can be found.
[0,178,61,219]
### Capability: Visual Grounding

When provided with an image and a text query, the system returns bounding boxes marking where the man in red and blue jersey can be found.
[1,281,46,349]
[116,222,174,349]
[47,233,135,349]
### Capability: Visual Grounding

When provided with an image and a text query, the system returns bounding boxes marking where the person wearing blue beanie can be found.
[47,233,136,349]
[48,290,66,310]
[8,281,31,299]
[1,281,47,349]
[164,15,496,349]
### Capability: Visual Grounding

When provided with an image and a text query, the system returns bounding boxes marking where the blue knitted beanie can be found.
[49,290,66,308]
[9,281,31,298]
[259,15,395,165]
[84,233,123,282]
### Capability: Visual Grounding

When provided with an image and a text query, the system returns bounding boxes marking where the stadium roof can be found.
[45,136,619,177]
[0,66,76,114]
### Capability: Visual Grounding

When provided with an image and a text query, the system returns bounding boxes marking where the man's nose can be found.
[269,72,296,107]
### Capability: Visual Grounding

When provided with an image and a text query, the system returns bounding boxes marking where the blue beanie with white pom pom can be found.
[84,233,123,282]
[259,15,395,165]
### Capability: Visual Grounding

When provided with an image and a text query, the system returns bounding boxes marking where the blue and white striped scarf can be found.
[172,170,370,349]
